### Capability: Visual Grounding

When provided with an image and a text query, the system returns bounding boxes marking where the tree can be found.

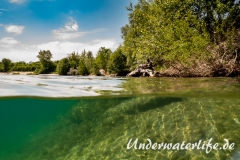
[2,58,12,72]
[121,0,209,68]
[27,61,41,71]
[11,61,27,71]
[57,58,71,75]
[78,59,89,75]
[191,0,240,42]
[68,51,80,69]
[122,0,240,68]
[37,50,54,73]
[85,51,95,73]
[108,47,129,76]
[95,47,112,72]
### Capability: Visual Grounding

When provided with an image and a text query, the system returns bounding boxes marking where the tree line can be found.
[0,46,129,76]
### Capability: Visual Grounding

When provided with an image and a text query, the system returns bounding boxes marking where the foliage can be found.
[91,62,101,75]
[1,58,12,72]
[11,61,27,71]
[191,0,240,42]
[57,58,71,75]
[78,58,90,75]
[0,62,2,72]
[67,51,80,69]
[9,61,41,72]
[95,47,112,72]
[108,47,129,76]
[122,0,240,70]
[85,51,95,73]
[122,0,210,68]
[37,50,55,73]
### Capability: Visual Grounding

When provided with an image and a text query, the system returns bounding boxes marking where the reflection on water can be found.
[0,77,239,160]
[0,75,126,97]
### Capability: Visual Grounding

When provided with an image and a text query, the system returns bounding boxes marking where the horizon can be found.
[0,0,137,62]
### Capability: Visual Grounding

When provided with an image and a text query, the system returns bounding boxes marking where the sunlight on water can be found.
[0,76,239,160]
[0,75,126,97]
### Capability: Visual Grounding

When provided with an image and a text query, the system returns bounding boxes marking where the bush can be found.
[57,58,71,75]
[108,47,129,76]
[1,58,12,72]
[78,59,89,75]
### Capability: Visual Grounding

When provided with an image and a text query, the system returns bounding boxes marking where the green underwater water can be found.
[0,77,240,160]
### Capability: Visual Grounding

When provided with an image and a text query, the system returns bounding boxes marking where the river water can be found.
[0,75,239,160]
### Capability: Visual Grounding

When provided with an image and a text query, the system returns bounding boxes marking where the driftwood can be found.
[126,64,159,77]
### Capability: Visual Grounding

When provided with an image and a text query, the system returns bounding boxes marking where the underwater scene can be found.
[0,75,240,160]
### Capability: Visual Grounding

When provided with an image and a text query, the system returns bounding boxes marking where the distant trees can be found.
[37,50,55,73]
[1,58,12,72]
[12,61,27,71]
[85,51,95,73]
[108,47,129,76]
[68,51,80,69]
[55,47,122,76]
[78,58,89,75]
[0,46,129,76]
[95,47,111,72]
[9,61,40,72]
[77,50,92,75]
[57,58,70,75]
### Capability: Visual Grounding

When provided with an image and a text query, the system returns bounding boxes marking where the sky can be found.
[0,0,137,62]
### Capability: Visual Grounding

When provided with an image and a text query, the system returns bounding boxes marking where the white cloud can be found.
[0,8,8,15]
[53,31,86,40]
[5,25,25,34]
[36,39,118,59]
[0,37,19,48]
[53,17,86,40]
[0,39,119,62]
[0,8,9,12]
[9,0,25,4]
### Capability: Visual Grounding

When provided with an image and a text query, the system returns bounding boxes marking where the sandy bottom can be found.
[5,96,240,160]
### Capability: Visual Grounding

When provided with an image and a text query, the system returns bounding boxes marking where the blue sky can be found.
[0,0,137,62]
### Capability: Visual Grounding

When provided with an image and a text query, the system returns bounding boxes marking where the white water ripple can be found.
[0,75,126,97]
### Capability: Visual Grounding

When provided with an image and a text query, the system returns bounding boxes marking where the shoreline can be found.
[0,71,239,77]
[0,72,58,75]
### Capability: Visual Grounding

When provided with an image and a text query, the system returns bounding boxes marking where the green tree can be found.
[2,58,12,72]
[192,0,240,42]
[122,0,209,68]
[27,61,41,71]
[68,51,80,69]
[37,50,54,73]
[108,47,129,76]
[78,59,89,75]
[85,51,95,73]
[92,62,101,75]
[57,58,71,75]
[122,0,240,70]
[95,47,112,72]
[0,62,3,72]
[11,61,27,71]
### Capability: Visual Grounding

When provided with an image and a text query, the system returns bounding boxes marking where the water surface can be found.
[0,75,239,160]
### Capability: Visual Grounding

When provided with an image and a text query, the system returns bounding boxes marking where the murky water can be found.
[0,75,239,160]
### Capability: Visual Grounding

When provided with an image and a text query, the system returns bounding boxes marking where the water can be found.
[0,75,240,160]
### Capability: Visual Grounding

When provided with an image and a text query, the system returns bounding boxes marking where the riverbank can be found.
[0,72,33,75]
[0,72,58,75]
